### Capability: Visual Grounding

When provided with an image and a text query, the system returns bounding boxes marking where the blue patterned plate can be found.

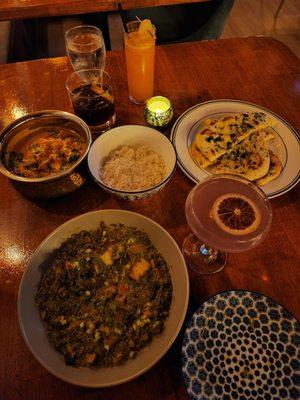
[181,290,300,400]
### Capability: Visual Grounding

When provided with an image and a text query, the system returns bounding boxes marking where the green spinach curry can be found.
[35,222,173,368]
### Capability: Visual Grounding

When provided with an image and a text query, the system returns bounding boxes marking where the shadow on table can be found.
[32,179,111,216]
[188,265,234,308]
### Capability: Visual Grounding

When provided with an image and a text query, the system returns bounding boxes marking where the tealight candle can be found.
[144,96,173,128]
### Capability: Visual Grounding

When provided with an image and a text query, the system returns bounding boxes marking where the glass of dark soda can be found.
[66,69,116,135]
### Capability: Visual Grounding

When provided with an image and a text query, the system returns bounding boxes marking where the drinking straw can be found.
[117,2,128,34]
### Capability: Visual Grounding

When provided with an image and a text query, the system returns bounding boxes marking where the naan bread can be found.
[190,142,211,168]
[208,132,271,181]
[189,113,281,186]
[193,112,274,166]
[259,128,275,143]
[256,151,282,186]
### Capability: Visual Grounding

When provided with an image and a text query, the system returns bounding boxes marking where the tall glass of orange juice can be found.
[124,20,156,104]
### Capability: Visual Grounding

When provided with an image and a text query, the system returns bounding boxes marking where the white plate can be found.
[171,100,300,198]
[18,210,189,387]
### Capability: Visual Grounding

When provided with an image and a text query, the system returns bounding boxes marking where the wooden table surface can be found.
[0,36,299,400]
[0,0,209,22]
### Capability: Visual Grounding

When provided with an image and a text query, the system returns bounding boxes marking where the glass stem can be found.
[182,234,227,274]
[198,243,219,263]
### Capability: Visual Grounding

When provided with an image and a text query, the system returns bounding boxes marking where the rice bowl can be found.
[87,125,177,200]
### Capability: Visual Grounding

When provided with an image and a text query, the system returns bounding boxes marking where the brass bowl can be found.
[0,110,92,199]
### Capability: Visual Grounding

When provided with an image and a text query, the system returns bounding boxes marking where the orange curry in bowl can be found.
[7,127,86,179]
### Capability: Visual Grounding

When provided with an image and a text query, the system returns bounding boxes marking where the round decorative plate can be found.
[181,290,300,400]
[18,210,189,387]
[171,100,300,198]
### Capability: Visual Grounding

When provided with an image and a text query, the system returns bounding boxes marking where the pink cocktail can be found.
[183,174,272,274]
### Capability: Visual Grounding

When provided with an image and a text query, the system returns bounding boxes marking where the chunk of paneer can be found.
[100,246,113,265]
[100,243,123,265]
[129,258,151,281]
[117,243,124,253]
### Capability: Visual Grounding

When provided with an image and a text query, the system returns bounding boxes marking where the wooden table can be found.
[0,37,299,399]
[0,0,209,22]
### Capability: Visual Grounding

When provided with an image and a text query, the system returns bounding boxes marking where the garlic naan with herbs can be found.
[256,151,282,186]
[190,112,283,186]
[193,112,274,167]
[208,132,271,181]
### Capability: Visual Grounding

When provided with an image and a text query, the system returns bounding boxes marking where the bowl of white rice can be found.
[87,125,177,200]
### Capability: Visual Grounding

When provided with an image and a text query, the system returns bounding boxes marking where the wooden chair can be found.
[8,13,110,63]
[274,0,286,19]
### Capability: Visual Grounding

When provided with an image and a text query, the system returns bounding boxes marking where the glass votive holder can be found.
[144,96,173,128]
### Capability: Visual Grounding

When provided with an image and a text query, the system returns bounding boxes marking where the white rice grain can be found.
[100,145,166,191]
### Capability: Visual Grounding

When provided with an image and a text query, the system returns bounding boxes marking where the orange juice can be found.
[124,20,156,104]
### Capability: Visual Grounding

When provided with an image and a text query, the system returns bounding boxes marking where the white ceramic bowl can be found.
[18,210,189,387]
[87,125,177,200]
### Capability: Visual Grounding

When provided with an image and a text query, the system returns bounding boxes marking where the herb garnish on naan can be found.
[193,112,273,166]
[208,132,270,181]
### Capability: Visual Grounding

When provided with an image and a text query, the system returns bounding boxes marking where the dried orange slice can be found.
[210,193,261,235]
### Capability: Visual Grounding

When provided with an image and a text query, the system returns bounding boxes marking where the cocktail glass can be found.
[124,20,156,104]
[66,69,116,135]
[65,25,106,72]
[183,174,272,274]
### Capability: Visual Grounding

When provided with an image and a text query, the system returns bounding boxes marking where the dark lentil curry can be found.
[35,222,173,368]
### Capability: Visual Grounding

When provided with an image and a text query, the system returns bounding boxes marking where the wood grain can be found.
[0,0,210,22]
[0,37,299,400]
